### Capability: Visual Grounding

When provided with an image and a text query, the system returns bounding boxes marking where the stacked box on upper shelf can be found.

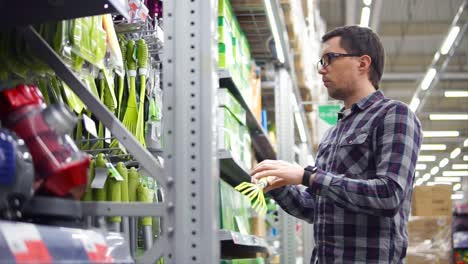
[219,88,246,125]
[218,0,253,110]
[218,106,252,170]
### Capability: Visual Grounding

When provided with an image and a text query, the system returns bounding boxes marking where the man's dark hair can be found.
[322,25,385,89]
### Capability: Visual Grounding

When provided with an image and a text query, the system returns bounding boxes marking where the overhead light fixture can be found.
[422,173,431,181]
[430,166,440,175]
[418,155,437,162]
[264,0,285,63]
[360,7,371,27]
[409,98,420,112]
[363,0,372,6]
[415,172,420,177]
[451,193,464,200]
[421,144,447,150]
[415,178,424,186]
[464,138,468,147]
[450,148,461,159]
[444,91,468,97]
[423,131,459,137]
[443,171,468,177]
[435,176,461,182]
[420,68,437,90]
[440,26,460,55]
[453,164,468,170]
[453,183,462,191]
[427,182,451,186]
[433,52,440,62]
[464,156,468,161]
[429,114,468,120]
[291,93,307,143]
[439,158,449,168]
[416,164,427,170]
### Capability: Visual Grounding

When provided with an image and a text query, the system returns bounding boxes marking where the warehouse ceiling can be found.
[318,0,468,186]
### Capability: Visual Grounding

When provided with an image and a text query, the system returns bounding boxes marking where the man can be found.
[251,26,422,263]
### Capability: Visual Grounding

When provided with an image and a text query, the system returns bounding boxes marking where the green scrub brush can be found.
[234,179,269,215]
[107,173,122,227]
[93,153,108,202]
[128,167,139,202]
[135,39,149,146]
[122,40,138,136]
[81,159,95,202]
[137,181,154,250]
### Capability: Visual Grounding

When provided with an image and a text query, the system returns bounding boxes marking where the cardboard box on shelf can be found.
[250,216,267,237]
[411,185,452,216]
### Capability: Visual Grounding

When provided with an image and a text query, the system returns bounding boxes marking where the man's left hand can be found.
[250,160,304,189]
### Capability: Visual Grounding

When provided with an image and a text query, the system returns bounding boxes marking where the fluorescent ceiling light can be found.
[420,68,437,90]
[422,173,431,181]
[464,138,468,147]
[435,176,460,182]
[415,178,424,186]
[363,0,372,6]
[429,114,468,120]
[264,0,285,63]
[409,98,420,112]
[443,171,468,177]
[451,193,464,200]
[453,183,462,191]
[430,166,440,175]
[416,164,427,170]
[464,156,468,161]
[421,144,447,150]
[418,155,437,162]
[360,7,371,27]
[444,91,468,97]
[450,148,461,159]
[423,131,459,137]
[427,182,450,186]
[439,158,449,168]
[453,164,468,170]
[440,26,460,55]
[415,172,420,177]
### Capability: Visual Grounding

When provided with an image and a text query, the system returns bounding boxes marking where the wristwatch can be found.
[302,165,318,186]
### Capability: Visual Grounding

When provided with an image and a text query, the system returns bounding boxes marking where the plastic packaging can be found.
[0,84,90,198]
[0,220,133,263]
[406,216,452,264]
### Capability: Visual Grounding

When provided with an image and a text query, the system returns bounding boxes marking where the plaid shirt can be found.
[269,91,422,263]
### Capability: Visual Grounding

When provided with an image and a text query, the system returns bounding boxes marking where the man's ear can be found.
[358,55,372,73]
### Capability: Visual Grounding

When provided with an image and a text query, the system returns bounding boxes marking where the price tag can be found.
[105,128,111,144]
[91,168,108,189]
[106,163,124,181]
[83,115,98,138]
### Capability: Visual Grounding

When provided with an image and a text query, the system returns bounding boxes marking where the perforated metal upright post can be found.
[162,0,219,263]
[275,68,297,263]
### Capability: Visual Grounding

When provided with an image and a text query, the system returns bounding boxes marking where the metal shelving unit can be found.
[219,150,250,187]
[218,69,277,162]
[219,229,272,258]
[0,0,129,27]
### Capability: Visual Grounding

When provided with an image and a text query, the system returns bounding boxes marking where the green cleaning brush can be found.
[234,179,269,215]
[135,39,149,147]
[122,40,138,136]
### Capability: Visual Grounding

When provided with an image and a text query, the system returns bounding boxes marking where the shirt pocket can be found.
[315,138,334,171]
[335,131,370,176]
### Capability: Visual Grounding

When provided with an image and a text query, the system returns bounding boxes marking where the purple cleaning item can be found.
[146,0,162,19]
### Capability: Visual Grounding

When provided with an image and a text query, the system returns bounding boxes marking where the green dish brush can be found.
[122,40,138,136]
[135,39,149,147]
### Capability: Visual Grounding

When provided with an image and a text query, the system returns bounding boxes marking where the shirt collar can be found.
[337,90,385,120]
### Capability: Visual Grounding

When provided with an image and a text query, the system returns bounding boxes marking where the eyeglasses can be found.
[317,52,361,70]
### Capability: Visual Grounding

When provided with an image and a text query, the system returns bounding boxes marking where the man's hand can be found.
[250,160,304,192]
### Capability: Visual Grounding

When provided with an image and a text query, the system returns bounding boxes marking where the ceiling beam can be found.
[370,0,383,32]
[382,72,468,81]
[345,0,357,25]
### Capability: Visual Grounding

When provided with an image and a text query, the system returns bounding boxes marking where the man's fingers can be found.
[253,169,278,180]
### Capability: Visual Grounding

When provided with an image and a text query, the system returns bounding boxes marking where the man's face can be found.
[318,36,360,100]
